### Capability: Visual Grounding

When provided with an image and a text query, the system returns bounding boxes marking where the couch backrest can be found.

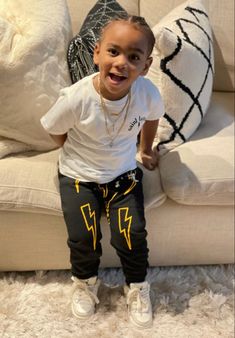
[66,0,234,92]
[67,0,138,33]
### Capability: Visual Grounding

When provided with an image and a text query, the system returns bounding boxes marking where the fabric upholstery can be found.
[0,150,165,214]
[66,0,139,34]
[159,92,234,205]
[203,0,234,92]
[0,0,72,158]
[147,0,214,154]
[140,0,235,92]
[0,150,62,214]
[0,200,233,270]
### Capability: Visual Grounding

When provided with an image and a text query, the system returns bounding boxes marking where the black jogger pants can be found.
[59,168,149,284]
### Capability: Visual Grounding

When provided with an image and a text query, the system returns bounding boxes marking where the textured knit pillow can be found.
[67,0,127,83]
[147,0,214,154]
[0,0,72,158]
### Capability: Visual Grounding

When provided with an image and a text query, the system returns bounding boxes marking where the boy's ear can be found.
[93,42,100,65]
[141,57,153,76]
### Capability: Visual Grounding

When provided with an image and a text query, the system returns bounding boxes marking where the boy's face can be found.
[93,21,152,100]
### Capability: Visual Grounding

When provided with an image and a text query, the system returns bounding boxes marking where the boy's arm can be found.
[140,120,159,170]
[49,133,67,147]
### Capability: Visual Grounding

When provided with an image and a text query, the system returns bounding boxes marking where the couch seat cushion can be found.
[159,92,234,205]
[0,149,165,215]
[0,150,62,214]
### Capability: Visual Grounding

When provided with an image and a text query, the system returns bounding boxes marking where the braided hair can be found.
[99,15,155,57]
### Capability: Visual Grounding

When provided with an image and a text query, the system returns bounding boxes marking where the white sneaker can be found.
[125,281,153,329]
[71,276,100,319]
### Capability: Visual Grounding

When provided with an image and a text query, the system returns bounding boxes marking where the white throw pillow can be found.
[147,0,214,154]
[0,0,72,158]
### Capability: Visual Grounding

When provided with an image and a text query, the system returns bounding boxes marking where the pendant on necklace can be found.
[109,141,113,147]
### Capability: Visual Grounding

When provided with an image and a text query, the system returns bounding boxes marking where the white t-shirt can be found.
[41,73,164,184]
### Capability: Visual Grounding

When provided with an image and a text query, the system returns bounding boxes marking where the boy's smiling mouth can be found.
[109,73,127,84]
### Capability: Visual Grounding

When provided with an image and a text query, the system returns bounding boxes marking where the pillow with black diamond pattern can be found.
[67,0,127,83]
[147,0,214,154]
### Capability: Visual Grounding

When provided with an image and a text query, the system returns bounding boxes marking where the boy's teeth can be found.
[113,75,121,81]
[110,74,125,81]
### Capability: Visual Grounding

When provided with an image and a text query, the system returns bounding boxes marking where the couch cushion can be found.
[0,150,62,215]
[0,150,165,214]
[140,0,234,92]
[159,92,234,205]
[147,0,214,155]
[201,0,234,92]
[0,0,72,158]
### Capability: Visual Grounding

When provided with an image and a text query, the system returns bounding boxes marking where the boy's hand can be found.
[139,120,159,170]
[140,148,159,170]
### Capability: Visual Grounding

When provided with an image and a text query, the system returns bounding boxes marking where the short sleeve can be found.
[146,84,165,121]
[40,88,76,135]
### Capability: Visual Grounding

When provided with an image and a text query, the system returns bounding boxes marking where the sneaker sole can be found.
[129,314,153,329]
[71,304,95,320]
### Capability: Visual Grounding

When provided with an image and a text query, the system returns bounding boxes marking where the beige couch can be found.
[0,0,234,271]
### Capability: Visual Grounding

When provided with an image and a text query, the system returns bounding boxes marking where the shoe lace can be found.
[127,284,150,312]
[73,280,99,305]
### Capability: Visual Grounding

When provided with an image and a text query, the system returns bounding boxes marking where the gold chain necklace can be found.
[98,76,131,147]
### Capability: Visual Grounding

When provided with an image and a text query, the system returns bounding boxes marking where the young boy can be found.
[41,15,164,329]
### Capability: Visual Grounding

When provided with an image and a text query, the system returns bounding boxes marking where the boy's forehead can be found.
[102,20,125,33]
[101,20,143,40]
[100,21,147,48]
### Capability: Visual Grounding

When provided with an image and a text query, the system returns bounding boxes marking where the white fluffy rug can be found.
[0,265,234,337]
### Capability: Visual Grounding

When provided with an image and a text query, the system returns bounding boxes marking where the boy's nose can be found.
[115,55,128,69]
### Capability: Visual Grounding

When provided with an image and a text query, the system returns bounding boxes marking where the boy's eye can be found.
[129,54,140,61]
[108,48,118,56]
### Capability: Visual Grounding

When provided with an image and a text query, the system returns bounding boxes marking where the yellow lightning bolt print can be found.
[80,203,97,250]
[75,179,79,193]
[118,207,132,250]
